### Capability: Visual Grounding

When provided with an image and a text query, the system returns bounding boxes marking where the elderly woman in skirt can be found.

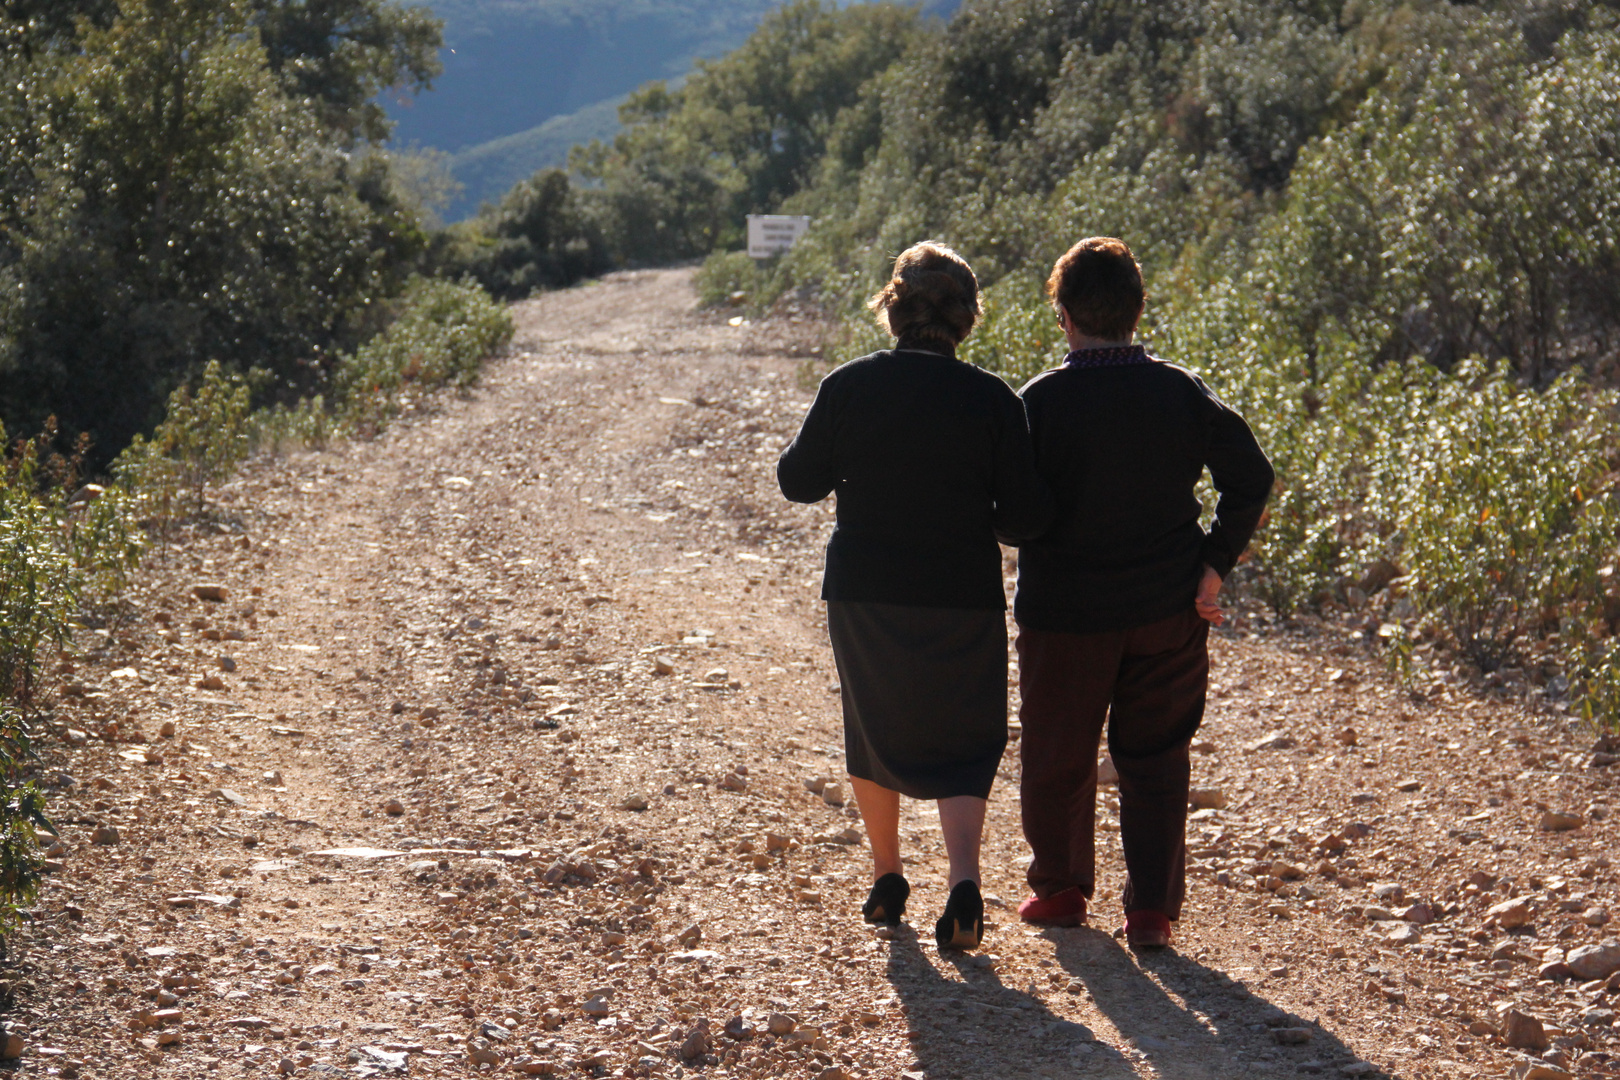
[778,241,1051,951]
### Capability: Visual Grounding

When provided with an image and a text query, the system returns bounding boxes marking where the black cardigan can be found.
[778,349,1053,610]
[1015,355,1274,634]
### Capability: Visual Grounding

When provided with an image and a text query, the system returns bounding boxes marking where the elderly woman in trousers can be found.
[778,241,1051,951]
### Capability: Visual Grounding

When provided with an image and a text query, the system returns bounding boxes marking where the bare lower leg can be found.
[849,777,902,881]
[938,795,987,888]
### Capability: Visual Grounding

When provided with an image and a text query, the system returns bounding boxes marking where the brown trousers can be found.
[1016,607,1209,919]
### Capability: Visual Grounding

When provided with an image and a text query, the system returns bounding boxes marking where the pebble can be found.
[1502,1009,1549,1050]
[1247,733,1295,752]
[618,793,650,811]
[1371,883,1406,905]
[1400,903,1434,925]
[1538,959,1575,981]
[1512,1064,1575,1080]
[653,655,676,676]
[1097,756,1119,784]
[159,720,176,738]
[90,824,120,846]
[192,583,229,602]
[821,783,844,807]
[1491,940,1524,962]
[1272,1028,1312,1044]
[1188,788,1227,810]
[1385,923,1421,945]
[680,1020,710,1061]
[1566,942,1620,981]
[582,997,610,1019]
[383,799,404,816]
[2,1034,22,1058]
[1540,810,1583,831]
[1393,777,1421,792]
[766,1014,796,1036]
[1486,897,1535,930]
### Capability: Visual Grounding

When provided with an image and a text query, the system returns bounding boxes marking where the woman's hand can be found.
[1195,564,1224,626]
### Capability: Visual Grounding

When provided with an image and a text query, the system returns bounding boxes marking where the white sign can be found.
[747,214,812,259]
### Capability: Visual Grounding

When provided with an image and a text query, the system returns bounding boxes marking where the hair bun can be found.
[867,241,982,347]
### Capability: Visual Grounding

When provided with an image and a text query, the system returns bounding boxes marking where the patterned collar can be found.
[1063,344,1155,369]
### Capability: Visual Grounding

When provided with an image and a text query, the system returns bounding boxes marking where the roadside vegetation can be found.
[465,0,1620,728]
[3,0,1617,934]
[0,0,512,928]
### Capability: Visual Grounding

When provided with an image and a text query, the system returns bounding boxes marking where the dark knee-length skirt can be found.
[827,600,1008,801]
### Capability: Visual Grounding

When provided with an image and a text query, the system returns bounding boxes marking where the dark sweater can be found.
[778,348,1053,610]
[1015,350,1274,634]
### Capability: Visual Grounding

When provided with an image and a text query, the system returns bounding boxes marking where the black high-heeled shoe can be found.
[935,878,984,951]
[862,872,910,925]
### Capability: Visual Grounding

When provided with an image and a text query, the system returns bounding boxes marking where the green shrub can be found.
[958,273,1067,386]
[432,169,612,301]
[333,277,514,429]
[1386,363,1620,671]
[0,427,122,932]
[0,0,440,470]
[695,250,769,309]
[113,360,252,531]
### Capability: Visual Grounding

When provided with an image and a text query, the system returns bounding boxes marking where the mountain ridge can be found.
[388,0,960,219]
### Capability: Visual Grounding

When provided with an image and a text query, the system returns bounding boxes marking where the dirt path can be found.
[8,268,1619,1080]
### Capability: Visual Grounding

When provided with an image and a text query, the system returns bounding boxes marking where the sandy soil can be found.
[6,268,1619,1080]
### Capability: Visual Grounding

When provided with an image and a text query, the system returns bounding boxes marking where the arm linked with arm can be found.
[1199,393,1275,578]
[991,388,1054,545]
[777,376,839,504]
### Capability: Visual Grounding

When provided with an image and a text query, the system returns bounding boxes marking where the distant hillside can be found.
[445,96,625,219]
[390,0,960,219]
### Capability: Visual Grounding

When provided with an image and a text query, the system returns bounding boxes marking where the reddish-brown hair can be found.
[1046,236,1144,341]
[868,241,981,347]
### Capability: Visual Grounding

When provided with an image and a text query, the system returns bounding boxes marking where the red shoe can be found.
[1017,888,1087,927]
[1124,910,1172,949]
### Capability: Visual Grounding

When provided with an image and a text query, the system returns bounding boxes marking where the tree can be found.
[250,0,442,144]
[0,0,431,464]
[571,0,925,261]
[436,168,611,300]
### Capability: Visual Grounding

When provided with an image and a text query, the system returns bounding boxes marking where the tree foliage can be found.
[509,0,1620,721]
[0,0,444,467]
[434,0,929,292]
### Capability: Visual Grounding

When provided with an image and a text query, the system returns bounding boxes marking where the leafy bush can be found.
[333,278,515,429]
[0,0,443,469]
[114,361,253,530]
[695,251,770,309]
[432,170,612,301]
[565,0,925,265]
[0,423,147,932]
[713,0,1620,727]
[0,267,512,931]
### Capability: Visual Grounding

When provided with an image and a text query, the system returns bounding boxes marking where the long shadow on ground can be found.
[1045,926,1388,1079]
[882,927,1136,1080]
